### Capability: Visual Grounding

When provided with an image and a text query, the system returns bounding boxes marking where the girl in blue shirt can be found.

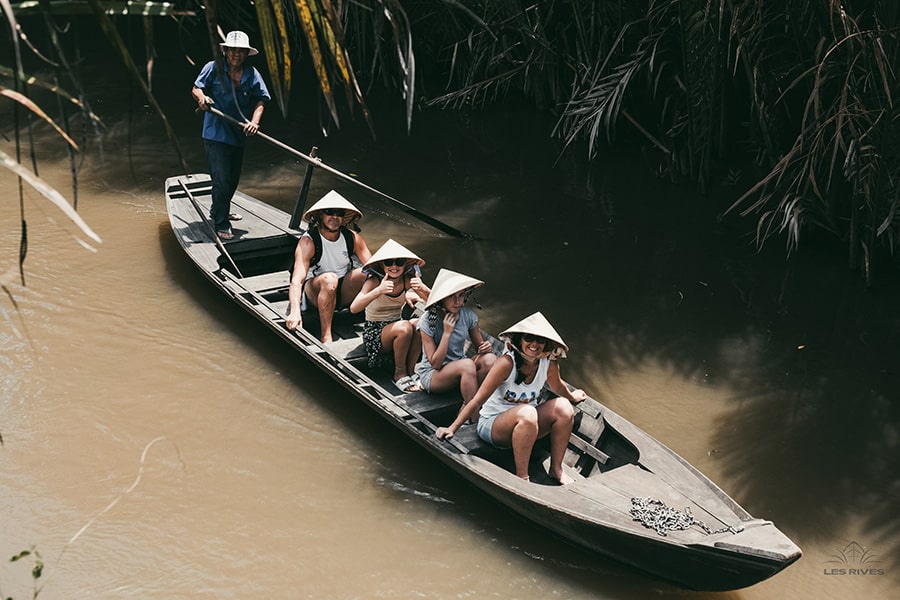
[415,269,496,405]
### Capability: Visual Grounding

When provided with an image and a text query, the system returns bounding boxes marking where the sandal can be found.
[229,213,243,221]
[216,230,234,240]
[394,375,422,393]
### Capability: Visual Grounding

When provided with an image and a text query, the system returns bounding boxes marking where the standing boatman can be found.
[192,30,271,240]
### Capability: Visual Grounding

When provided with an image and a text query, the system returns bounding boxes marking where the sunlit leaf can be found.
[255,0,291,116]
[0,149,102,244]
[293,0,339,125]
[0,64,104,127]
[0,86,79,150]
[312,0,374,133]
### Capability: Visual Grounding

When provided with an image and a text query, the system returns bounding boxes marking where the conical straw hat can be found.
[499,312,568,358]
[302,190,362,224]
[422,268,483,310]
[364,239,425,270]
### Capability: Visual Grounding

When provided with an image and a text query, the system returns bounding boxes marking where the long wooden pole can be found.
[177,179,243,277]
[207,107,473,239]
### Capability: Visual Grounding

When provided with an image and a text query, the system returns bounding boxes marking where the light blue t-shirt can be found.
[417,306,479,366]
[194,60,271,147]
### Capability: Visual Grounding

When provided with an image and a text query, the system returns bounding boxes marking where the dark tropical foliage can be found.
[418,1,900,282]
[3,0,900,283]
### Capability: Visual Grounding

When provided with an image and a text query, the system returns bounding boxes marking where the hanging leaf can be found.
[293,0,339,125]
[0,86,79,150]
[0,149,102,244]
[255,0,291,116]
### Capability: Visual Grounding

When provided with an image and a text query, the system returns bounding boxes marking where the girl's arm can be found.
[468,326,493,355]
[421,313,456,369]
[545,361,588,403]
[436,355,514,439]
[349,275,386,314]
[405,274,430,307]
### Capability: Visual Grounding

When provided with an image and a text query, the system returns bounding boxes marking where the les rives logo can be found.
[823,541,885,576]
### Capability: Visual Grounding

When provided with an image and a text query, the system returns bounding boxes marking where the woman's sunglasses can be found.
[382,258,407,267]
[522,334,547,344]
[322,208,346,217]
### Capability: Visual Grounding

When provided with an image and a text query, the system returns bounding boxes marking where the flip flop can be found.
[229,213,243,221]
[394,375,422,392]
[217,230,234,240]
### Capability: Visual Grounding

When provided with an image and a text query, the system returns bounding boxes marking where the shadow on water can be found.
[706,247,900,573]
[317,107,900,585]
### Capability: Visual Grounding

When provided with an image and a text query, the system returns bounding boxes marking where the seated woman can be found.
[415,268,496,406]
[350,239,430,392]
[435,312,587,484]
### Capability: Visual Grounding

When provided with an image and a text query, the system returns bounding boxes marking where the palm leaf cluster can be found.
[424,0,900,278]
[730,3,900,282]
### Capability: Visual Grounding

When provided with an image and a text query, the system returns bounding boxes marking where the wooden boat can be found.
[165,172,801,591]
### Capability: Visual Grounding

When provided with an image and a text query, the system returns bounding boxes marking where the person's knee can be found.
[457,357,477,377]
[397,320,415,339]
[516,406,539,428]
[514,417,539,440]
[317,273,339,294]
[551,398,575,422]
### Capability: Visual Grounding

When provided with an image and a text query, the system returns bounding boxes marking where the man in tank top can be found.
[285,191,372,342]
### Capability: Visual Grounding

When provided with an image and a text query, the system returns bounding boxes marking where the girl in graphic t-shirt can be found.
[435,312,587,484]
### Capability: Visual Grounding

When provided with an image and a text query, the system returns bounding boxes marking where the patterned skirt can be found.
[362,319,396,370]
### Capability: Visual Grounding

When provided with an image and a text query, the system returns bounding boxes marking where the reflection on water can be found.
[1,76,898,598]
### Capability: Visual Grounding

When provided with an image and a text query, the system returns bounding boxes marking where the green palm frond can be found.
[555,14,672,157]
[294,0,340,124]
[255,0,291,116]
[730,6,900,261]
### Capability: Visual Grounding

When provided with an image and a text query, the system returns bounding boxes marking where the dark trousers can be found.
[204,139,244,232]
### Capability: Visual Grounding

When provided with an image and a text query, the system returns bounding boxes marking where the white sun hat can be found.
[221,31,259,56]
[423,268,483,310]
[364,239,425,270]
[499,311,568,358]
[302,190,363,225]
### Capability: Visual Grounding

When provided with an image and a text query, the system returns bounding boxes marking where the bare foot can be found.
[550,470,575,485]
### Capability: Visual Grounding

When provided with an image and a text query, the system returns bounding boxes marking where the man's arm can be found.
[243,100,265,135]
[285,237,314,331]
[192,85,213,111]
[352,231,372,264]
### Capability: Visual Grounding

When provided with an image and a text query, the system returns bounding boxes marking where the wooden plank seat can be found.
[239,270,291,294]
[401,390,462,417]
[324,337,367,362]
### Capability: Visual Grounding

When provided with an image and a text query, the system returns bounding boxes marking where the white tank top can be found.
[305,232,351,281]
[479,348,550,420]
